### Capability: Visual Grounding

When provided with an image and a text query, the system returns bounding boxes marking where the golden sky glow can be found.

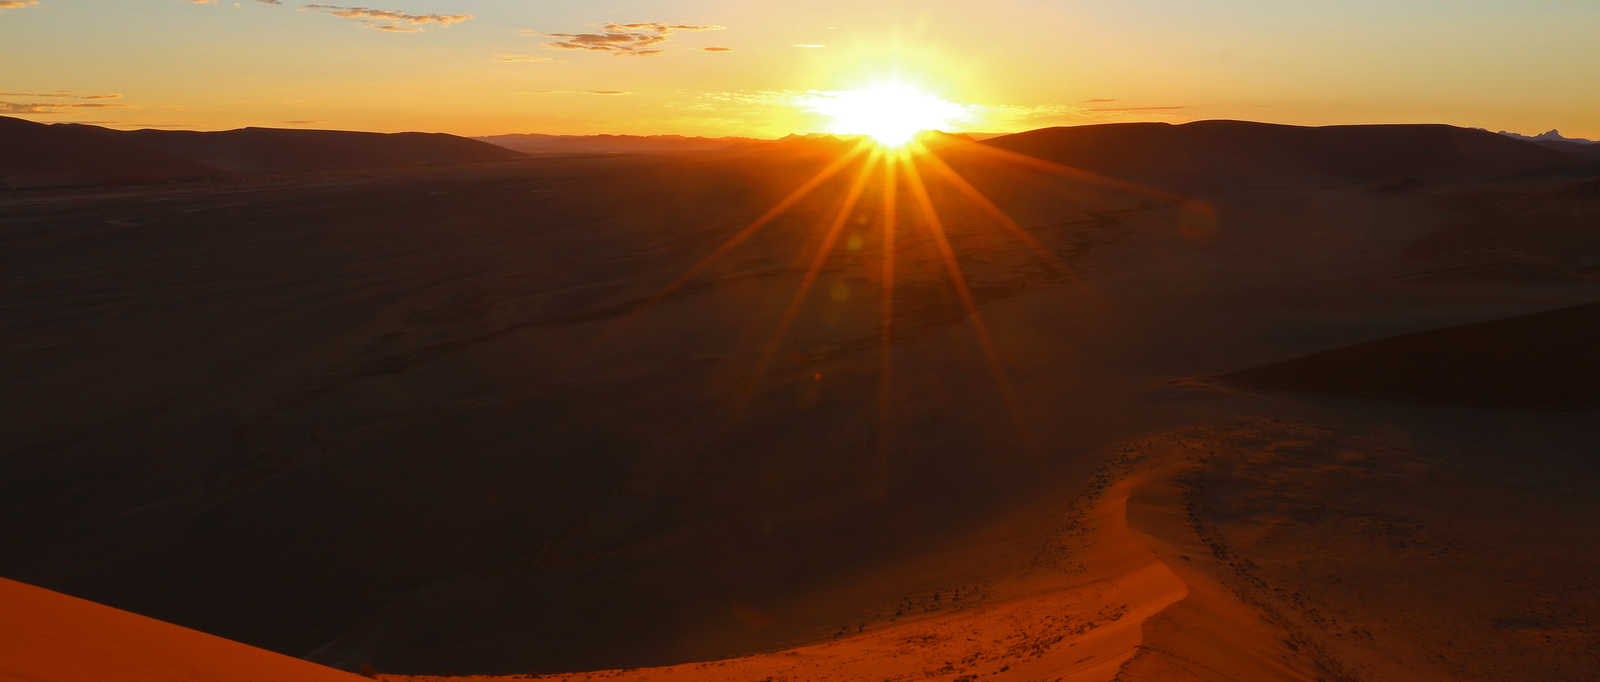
[2,1,1597,138]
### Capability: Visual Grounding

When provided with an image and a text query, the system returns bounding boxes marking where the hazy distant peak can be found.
[1497,129,1597,144]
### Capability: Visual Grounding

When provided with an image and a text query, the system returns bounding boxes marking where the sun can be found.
[805,82,968,147]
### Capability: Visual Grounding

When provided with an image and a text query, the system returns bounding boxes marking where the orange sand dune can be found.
[1,445,1254,682]
[9,416,1594,681]
[383,445,1327,682]
[0,578,366,682]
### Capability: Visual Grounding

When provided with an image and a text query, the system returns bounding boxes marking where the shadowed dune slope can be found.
[985,121,1580,193]
[1225,301,1600,409]
[125,127,524,175]
[0,116,522,188]
[0,116,221,188]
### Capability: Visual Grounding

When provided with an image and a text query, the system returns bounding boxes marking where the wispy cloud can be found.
[498,54,555,63]
[525,89,631,96]
[1,100,129,114]
[0,91,122,100]
[1082,98,1116,103]
[1086,105,1184,112]
[542,21,724,56]
[301,4,471,32]
[792,43,825,48]
[702,46,732,52]
[0,0,40,8]
[282,119,325,125]
[73,122,191,129]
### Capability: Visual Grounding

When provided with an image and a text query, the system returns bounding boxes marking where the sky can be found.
[2,0,1597,138]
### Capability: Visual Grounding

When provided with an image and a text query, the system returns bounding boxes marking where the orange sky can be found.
[2,1,1597,138]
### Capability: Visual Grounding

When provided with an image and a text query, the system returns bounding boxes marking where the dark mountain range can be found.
[983,120,1585,193]
[1,116,523,189]
[475,133,763,155]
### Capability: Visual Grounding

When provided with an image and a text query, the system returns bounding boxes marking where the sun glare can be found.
[804,83,968,147]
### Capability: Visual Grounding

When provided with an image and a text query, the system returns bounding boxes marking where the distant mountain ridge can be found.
[1,116,522,189]
[9,116,1597,191]
[983,120,1588,193]
[1496,129,1597,145]
[475,132,765,155]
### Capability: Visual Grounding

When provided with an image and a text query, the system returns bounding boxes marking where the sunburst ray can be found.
[899,147,1023,431]
[910,142,1077,277]
[940,135,1187,204]
[875,149,901,495]
[648,140,872,306]
[745,148,882,402]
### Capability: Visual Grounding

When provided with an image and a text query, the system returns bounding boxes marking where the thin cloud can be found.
[91,122,191,129]
[543,21,724,56]
[0,1,41,8]
[1087,105,1184,112]
[0,91,122,100]
[702,46,731,52]
[793,43,825,48]
[282,119,325,125]
[526,89,631,96]
[1,101,128,114]
[498,54,555,63]
[1082,98,1116,103]
[301,4,472,32]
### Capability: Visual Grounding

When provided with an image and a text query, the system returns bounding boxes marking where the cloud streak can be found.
[526,89,631,96]
[1,101,128,114]
[1086,105,1184,111]
[543,22,724,56]
[0,91,122,100]
[301,4,471,32]
[0,1,40,9]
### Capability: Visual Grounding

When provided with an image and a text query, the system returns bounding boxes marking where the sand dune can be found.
[0,577,365,682]
[0,116,522,188]
[1226,301,1600,409]
[986,121,1581,193]
[4,119,1599,678]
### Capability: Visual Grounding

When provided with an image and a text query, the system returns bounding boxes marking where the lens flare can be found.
[803,82,969,147]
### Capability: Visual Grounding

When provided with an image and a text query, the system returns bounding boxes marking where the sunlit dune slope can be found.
[1225,301,1600,409]
[984,121,1579,193]
[0,577,365,682]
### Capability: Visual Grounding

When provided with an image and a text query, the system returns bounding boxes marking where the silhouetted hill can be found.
[128,127,523,175]
[476,133,762,155]
[984,120,1581,193]
[1,116,221,189]
[0,116,522,188]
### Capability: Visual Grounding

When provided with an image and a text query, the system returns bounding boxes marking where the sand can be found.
[4,124,1600,678]
[0,577,365,682]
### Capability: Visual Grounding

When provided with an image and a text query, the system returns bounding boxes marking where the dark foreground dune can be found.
[1227,301,1600,409]
[3,121,1599,679]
